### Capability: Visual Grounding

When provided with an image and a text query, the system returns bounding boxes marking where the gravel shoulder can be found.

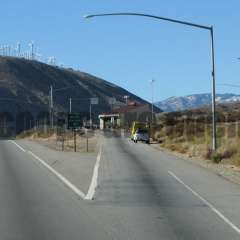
[151,143,240,185]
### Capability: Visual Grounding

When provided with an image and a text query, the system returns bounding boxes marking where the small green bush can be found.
[211,153,222,164]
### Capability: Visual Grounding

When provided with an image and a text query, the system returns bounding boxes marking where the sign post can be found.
[85,128,89,152]
[68,113,82,152]
[68,113,81,129]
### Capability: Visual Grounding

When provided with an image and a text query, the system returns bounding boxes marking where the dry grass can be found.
[17,128,98,153]
[154,121,240,166]
[17,128,55,139]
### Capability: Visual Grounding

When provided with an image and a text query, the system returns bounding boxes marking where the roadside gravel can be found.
[151,143,240,185]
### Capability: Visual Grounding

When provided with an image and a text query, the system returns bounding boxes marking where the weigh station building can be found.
[98,102,153,129]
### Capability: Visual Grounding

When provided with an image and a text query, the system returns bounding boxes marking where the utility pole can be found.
[210,26,217,151]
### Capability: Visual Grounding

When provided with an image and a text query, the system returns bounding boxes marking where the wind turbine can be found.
[16,42,21,57]
[29,41,34,60]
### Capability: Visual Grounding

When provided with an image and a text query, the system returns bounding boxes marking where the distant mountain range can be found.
[155,93,240,112]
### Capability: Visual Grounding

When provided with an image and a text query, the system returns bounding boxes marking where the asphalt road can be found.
[0,140,111,240]
[86,131,240,240]
[1,131,240,239]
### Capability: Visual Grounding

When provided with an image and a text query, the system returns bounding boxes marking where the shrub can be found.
[17,130,34,139]
[211,153,222,164]
[222,147,237,159]
[179,146,188,154]
[203,148,213,160]
[168,144,177,151]
[233,155,240,166]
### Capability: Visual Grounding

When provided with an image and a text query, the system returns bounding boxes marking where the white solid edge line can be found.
[85,146,102,200]
[28,151,86,200]
[168,171,240,235]
[9,140,26,152]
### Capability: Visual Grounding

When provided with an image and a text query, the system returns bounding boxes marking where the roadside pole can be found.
[62,136,64,151]
[86,134,89,152]
[85,128,89,152]
[68,113,81,152]
[84,12,218,152]
[61,125,65,152]
[74,129,77,152]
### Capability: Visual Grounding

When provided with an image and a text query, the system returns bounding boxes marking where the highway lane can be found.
[2,131,240,240]
[85,131,240,240]
[0,140,111,240]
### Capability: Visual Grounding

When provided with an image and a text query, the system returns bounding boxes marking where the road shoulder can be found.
[150,143,240,185]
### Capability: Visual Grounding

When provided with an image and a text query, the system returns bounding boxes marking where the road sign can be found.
[67,113,81,129]
[90,97,99,105]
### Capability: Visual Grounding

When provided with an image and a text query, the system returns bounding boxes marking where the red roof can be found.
[108,103,146,114]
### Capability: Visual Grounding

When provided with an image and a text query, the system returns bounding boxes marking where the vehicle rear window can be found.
[136,129,148,134]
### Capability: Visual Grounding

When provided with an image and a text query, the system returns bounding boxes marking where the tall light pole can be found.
[83,12,217,151]
[150,79,155,124]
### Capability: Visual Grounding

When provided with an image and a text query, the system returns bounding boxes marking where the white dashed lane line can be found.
[168,170,240,235]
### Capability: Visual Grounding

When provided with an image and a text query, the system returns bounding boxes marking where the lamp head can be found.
[83,14,93,19]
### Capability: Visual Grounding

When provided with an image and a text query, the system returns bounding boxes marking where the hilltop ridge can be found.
[0,56,156,116]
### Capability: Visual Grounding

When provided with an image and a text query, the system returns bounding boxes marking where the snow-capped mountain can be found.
[155,93,240,112]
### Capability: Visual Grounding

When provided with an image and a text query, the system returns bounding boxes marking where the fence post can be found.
[183,115,188,142]
[86,128,89,152]
[204,115,208,145]
[194,116,198,140]
[173,116,177,138]
[235,120,239,140]
[62,135,64,151]
[224,113,228,141]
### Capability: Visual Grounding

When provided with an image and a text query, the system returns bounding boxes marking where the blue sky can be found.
[1,0,240,102]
